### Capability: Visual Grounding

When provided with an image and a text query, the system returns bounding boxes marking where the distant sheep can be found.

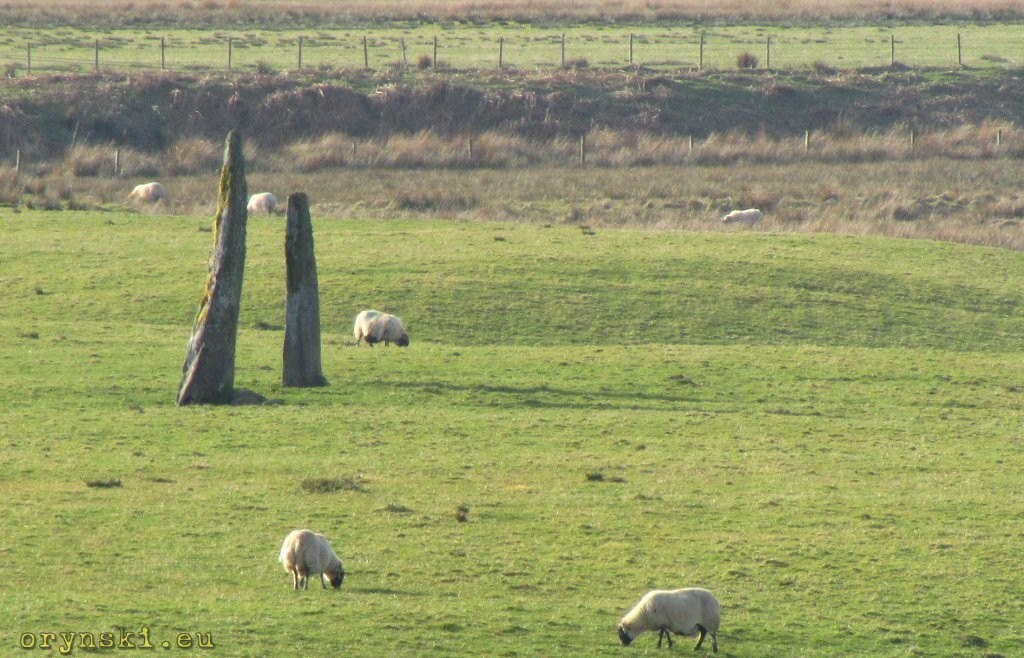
[247,192,277,215]
[721,208,763,226]
[128,181,167,204]
[617,588,720,652]
[278,529,346,591]
[354,310,409,347]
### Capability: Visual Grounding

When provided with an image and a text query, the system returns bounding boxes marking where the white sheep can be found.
[721,208,763,226]
[617,588,720,652]
[128,181,167,204]
[247,192,277,215]
[278,529,346,591]
[353,310,409,347]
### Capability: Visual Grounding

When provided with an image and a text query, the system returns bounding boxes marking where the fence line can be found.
[4,30,1012,76]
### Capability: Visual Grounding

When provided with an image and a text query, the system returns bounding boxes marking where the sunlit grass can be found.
[2,210,1023,656]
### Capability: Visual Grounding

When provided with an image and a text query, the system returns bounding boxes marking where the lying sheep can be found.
[353,310,409,347]
[721,208,763,226]
[247,192,277,215]
[617,587,720,652]
[278,529,346,591]
[128,181,167,204]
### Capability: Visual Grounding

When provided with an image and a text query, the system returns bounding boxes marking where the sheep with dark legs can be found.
[278,530,345,591]
[617,588,720,652]
[353,310,409,347]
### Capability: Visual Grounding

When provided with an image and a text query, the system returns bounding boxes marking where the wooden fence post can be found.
[114,148,120,177]
[499,36,504,69]
[996,128,1002,147]
[766,35,771,69]
[804,130,810,152]
[160,36,166,69]
[401,38,407,66]
[699,32,704,70]
[298,36,303,70]
[688,135,693,153]
[228,37,233,70]
[910,127,915,151]
[433,36,438,70]
[890,34,895,65]
[363,36,369,70]
[94,39,99,71]
[561,33,566,67]
[957,33,962,67]
[579,133,586,166]
[15,149,21,175]
[26,44,31,74]
[629,33,634,66]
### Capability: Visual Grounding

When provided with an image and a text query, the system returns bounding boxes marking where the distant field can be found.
[3,22,1024,74]
[2,210,1023,657]
[2,0,1024,23]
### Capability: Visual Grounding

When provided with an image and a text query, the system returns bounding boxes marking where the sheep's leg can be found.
[657,629,664,648]
[711,631,718,653]
[320,572,327,589]
[291,570,299,590]
[693,624,707,651]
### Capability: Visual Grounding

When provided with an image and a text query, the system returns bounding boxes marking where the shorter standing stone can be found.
[282,192,328,387]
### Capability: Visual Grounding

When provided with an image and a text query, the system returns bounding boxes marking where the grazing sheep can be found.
[617,588,720,652]
[278,529,346,591]
[247,192,277,215]
[353,310,409,347]
[721,208,763,226]
[128,181,167,204]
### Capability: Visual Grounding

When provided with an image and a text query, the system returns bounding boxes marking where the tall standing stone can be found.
[282,192,327,387]
[177,130,249,405]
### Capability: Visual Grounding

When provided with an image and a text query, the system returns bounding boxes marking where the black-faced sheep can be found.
[617,588,720,652]
[278,529,346,591]
[247,192,277,215]
[353,310,409,347]
[128,181,167,204]
[721,208,763,226]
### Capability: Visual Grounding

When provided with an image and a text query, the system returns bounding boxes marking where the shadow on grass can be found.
[389,380,704,412]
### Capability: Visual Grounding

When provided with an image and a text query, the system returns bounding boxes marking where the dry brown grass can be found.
[274,124,1022,171]
[13,124,1024,250]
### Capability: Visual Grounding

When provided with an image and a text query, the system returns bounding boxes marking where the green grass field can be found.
[1,208,1022,656]
[3,22,1024,75]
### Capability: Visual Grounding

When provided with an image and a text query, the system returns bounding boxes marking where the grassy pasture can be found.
[1,209,1023,656]
[4,22,1024,75]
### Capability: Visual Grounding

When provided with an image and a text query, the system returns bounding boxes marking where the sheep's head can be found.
[395,333,410,347]
[617,624,634,646]
[327,567,345,589]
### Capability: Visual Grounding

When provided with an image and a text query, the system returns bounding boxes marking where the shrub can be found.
[417,54,432,70]
[813,60,838,75]
[737,52,759,69]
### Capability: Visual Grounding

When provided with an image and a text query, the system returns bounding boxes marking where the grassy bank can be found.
[1,210,1022,656]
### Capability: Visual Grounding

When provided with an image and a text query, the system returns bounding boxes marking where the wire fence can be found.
[4,26,1023,76]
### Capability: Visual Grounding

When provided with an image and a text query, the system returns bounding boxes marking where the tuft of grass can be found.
[301,476,367,494]
[84,478,122,488]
